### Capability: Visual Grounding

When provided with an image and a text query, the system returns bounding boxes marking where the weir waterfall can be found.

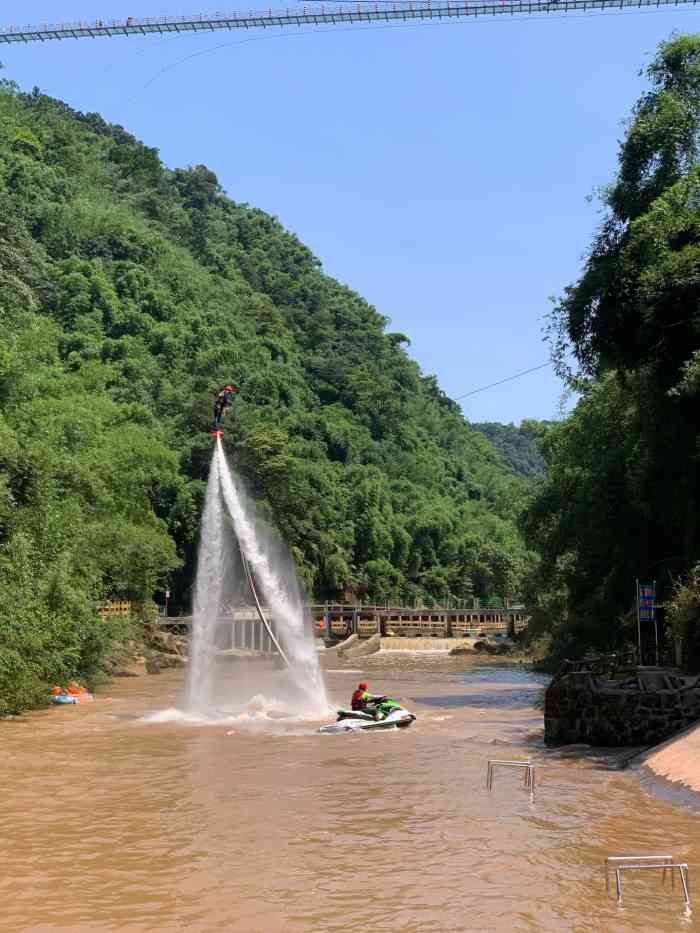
[186,438,328,717]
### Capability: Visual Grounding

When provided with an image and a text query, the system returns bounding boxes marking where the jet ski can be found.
[319,696,416,734]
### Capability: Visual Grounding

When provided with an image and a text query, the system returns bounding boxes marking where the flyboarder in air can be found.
[211,384,237,436]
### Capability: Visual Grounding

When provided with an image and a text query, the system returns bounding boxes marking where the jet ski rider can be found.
[350,684,403,721]
[351,681,398,719]
[351,682,379,712]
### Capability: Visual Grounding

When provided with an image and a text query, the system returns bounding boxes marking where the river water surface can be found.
[2,652,700,931]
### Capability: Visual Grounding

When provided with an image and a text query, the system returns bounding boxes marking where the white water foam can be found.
[143,695,325,727]
[141,708,223,726]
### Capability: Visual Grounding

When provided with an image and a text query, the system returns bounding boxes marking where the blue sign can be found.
[639,582,656,622]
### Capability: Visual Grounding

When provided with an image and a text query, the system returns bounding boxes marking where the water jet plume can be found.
[186,439,328,719]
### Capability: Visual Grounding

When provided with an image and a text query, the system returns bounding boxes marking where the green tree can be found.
[528,35,700,662]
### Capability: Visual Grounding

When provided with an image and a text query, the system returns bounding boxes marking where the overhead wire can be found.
[453,362,552,400]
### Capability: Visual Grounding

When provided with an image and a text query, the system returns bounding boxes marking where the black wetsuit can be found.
[212,389,234,428]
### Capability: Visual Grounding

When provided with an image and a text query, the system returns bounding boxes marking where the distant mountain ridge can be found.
[471,421,549,478]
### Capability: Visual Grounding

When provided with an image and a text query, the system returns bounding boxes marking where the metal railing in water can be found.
[609,860,691,910]
[605,855,675,893]
[486,759,535,798]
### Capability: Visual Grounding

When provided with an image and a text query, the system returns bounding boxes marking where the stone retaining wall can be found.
[545,671,700,746]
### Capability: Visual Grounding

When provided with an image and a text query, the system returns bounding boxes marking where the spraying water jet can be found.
[186,438,327,719]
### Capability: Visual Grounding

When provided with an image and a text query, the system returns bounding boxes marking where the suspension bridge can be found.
[0,0,697,45]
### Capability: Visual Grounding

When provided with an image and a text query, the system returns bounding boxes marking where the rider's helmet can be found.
[358,682,368,691]
[225,384,236,392]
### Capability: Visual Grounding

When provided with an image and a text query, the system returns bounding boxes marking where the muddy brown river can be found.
[2,652,699,932]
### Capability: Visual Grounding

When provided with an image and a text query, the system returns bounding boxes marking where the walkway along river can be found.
[1,653,699,932]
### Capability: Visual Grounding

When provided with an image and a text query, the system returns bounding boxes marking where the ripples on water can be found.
[1,655,699,932]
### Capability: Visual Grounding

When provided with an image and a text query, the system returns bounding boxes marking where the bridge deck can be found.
[1,0,697,45]
[160,603,529,644]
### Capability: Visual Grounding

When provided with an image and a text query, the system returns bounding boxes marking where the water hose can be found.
[239,547,291,669]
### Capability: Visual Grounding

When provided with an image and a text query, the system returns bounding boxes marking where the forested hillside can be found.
[0,73,531,708]
[524,36,700,667]
[472,421,548,478]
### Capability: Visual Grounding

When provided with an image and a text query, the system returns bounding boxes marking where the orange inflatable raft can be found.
[50,683,94,705]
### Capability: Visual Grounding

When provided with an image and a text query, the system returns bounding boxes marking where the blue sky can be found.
[2,3,699,423]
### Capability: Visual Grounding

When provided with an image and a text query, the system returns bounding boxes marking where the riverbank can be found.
[642,720,700,795]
